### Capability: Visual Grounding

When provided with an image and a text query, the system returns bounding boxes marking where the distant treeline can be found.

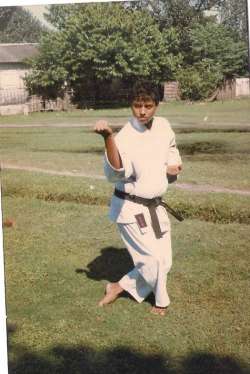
[19,1,248,105]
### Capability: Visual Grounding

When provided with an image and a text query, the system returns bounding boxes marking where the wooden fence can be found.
[0,90,74,115]
[163,78,250,102]
[208,78,250,101]
[27,93,73,113]
[0,89,28,106]
[163,81,180,101]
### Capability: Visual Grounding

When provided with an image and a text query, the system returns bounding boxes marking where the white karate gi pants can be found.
[117,221,172,307]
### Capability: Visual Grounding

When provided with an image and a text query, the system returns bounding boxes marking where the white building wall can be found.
[0,64,30,90]
[0,64,30,108]
[235,78,250,97]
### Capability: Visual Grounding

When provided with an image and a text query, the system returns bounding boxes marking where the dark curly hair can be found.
[129,81,160,105]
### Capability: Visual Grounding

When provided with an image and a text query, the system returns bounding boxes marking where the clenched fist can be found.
[94,120,113,138]
[167,164,182,176]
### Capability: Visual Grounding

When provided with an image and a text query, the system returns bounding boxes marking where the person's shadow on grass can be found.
[76,246,157,306]
[76,246,133,283]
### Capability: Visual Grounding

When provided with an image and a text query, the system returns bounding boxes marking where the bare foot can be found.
[98,282,123,307]
[150,306,168,316]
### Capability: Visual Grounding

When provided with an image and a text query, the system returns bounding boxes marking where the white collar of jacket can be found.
[130,116,154,132]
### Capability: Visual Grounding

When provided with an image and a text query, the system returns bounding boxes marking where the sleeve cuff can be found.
[104,152,126,182]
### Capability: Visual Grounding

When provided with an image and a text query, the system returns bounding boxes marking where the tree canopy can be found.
[188,21,247,77]
[219,0,247,41]
[25,2,248,103]
[26,3,182,104]
[176,20,247,100]
[0,7,46,43]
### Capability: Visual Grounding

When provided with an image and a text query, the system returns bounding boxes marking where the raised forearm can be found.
[94,120,123,169]
[104,134,123,169]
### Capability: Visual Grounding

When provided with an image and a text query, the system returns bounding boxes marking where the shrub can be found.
[176,60,223,100]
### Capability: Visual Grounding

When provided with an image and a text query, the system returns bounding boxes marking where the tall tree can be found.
[25,3,182,104]
[125,0,203,29]
[44,4,78,29]
[0,7,16,30]
[188,21,247,77]
[219,0,247,40]
[176,20,247,100]
[0,7,46,43]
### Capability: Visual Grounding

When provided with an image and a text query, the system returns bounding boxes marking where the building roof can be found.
[0,43,39,63]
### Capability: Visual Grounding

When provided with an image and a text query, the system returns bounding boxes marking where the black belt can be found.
[114,189,184,239]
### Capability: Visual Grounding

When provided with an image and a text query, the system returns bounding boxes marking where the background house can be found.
[0,43,38,115]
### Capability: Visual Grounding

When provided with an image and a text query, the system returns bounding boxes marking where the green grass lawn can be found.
[3,191,249,373]
[0,98,250,128]
[157,98,250,128]
[1,126,250,189]
[1,100,249,373]
[2,170,250,224]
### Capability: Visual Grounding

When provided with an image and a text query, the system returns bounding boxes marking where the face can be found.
[131,97,158,125]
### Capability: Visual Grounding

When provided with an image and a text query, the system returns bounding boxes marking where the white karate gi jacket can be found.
[104,116,182,225]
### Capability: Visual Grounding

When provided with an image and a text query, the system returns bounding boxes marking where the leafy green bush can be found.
[176,60,223,100]
[176,20,247,101]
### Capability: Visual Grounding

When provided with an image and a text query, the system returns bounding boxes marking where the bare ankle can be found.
[115,282,123,294]
[98,282,123,307]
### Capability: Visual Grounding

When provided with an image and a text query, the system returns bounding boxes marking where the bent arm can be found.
[94,120,122,169]
[94,120,133,183]
[104,133,123,170]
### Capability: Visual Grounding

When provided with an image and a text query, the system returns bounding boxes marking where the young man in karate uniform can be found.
[94,81,182,316]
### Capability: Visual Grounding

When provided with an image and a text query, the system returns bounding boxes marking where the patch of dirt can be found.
[2,163,250,196]
[1,163,105,180]
[174,182,250,196]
